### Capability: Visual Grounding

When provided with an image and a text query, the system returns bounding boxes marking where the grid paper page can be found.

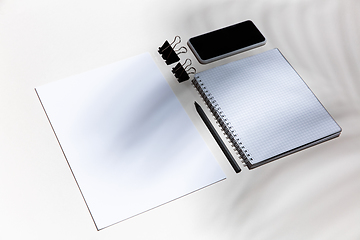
[36,53,225,230]
[195,49,341,165]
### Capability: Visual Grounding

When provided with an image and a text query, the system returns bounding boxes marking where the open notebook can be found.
[192,48,341,169]
[35,53,225,230]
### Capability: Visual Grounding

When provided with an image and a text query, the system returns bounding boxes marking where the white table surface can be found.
[1,0,359,239]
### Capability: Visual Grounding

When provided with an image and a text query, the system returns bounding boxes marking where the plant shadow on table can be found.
[179,0,360,238]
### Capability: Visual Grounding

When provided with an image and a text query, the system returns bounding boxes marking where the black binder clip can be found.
[158,36,187,65]
[171,59,196,83]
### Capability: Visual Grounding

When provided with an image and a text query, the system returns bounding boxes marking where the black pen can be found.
[194,101,241,173]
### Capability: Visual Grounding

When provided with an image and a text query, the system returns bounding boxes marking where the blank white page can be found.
[195,49,341,165]
[36,53,225,230]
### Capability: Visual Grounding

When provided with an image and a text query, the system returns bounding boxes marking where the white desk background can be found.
[1,0,359,239]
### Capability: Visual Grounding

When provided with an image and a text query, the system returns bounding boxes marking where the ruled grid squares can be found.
[195,49,341,164]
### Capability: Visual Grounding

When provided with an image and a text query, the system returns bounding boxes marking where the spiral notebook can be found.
[35,53,225,230]
[192,48,341,169]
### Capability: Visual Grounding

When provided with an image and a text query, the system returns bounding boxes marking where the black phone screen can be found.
[188,20,265,61]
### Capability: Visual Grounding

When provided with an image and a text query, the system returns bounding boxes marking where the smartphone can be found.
[187,20,266,64]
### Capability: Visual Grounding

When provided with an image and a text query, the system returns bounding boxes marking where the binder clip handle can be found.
[158,36,186,65]
[171,59,196,83]
[158,36,181,54]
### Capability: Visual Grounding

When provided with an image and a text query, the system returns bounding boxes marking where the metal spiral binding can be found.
[191,76,253,166]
